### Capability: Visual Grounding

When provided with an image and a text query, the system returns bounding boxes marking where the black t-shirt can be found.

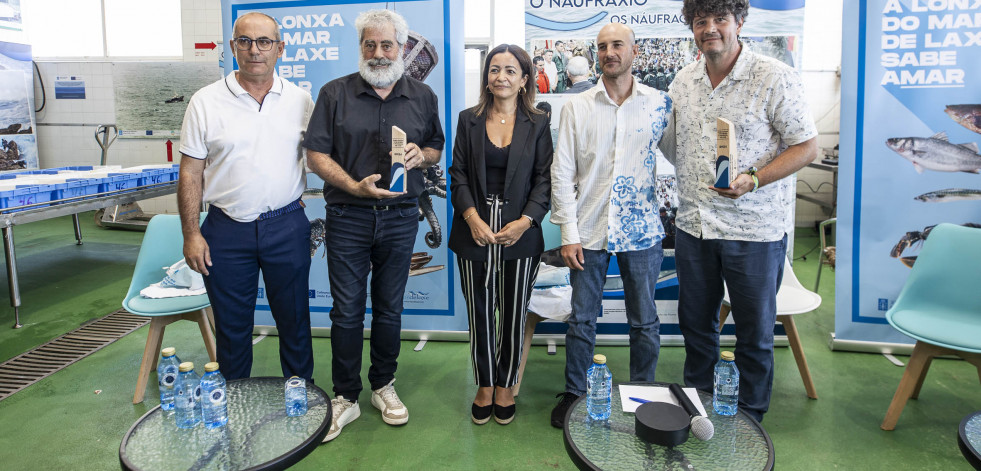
[304,73,445,205]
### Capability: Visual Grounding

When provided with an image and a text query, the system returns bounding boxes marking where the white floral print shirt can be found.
[663,46,817,242]
[551,78,672,252]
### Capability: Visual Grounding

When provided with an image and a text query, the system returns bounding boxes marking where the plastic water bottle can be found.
[174,362,202,428]
[714,351,739,416]
[285,376,308,417]
[199,362,228,428]
[586,354,612,421]
[157,347,181,410]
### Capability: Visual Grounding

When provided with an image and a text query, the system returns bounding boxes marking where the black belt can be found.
[347,202,417,211]
[257,199,303,220]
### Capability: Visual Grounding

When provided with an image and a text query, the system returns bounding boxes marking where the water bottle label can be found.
[208,388,226,405]
[160,371,177,388]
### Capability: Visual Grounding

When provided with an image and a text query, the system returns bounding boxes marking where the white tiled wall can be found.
[795,69,841,229]
[181,0,223,63]
[32,0,221,215]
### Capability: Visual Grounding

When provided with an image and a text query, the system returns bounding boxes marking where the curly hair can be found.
[680,0,749,28]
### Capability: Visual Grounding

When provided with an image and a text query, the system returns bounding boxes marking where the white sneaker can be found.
[322,395,360,443]
[371,379,409,425]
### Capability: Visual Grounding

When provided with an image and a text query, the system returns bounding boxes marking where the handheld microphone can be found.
[668,383,715,441]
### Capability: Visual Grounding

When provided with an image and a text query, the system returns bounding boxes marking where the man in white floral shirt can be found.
[660,0,818,422]
[549,22,672,428]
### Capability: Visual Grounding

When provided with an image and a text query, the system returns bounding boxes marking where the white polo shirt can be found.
[180,72,314,222]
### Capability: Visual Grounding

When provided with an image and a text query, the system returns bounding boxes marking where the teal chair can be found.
[123,214,216,404]
[881,223,981,430]
[540,211,562,250]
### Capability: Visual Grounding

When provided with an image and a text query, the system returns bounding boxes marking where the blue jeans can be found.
[564,243,663,395]
[675,229,786,422]
[323,204,418,402]
[200,205,314,381]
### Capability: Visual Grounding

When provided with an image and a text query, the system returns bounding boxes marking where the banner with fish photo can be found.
[0,40,37,172]
[222,0,467,334]
[524,1,807,344]
[836,0,981,348]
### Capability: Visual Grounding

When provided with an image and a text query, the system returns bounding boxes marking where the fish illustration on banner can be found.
[914,188,981,202]
[885,132,981,173]
[945,104,981,134]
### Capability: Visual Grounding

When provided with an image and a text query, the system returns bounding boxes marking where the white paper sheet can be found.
[617,385,708,417]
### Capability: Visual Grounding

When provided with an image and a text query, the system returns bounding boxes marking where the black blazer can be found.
[448,106,553,261]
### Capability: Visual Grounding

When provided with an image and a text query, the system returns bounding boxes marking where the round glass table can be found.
[120,377,331,471]
[563,382,774,470]
[960,411,981,470]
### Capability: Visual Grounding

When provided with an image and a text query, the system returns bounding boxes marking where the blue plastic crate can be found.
[52,180,89,202]
[101,173,142,193]
[0,185,53,212]
[139,168,168,185]
[66,177,104,200]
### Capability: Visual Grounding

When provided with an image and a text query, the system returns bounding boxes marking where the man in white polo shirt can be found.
[177,11,315,381]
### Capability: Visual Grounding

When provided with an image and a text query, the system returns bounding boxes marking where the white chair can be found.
[719,256,820,399]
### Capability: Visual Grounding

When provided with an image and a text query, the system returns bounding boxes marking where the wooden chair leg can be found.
[512,312,543,397]
[204,306,216,335]
[910,356,934,400]
[133,315,179,404]
[718,304,731,333]
[777,315,817,399]
[881,341,944,430]
[186,309,218,363]
[957,352,981,386]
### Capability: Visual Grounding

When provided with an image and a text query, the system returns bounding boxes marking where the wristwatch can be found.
[522,214,537,227]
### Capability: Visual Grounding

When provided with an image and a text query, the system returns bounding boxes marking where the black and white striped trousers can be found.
[458,255,540,388]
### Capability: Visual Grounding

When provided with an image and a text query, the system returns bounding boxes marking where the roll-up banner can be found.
[835,0,981,351]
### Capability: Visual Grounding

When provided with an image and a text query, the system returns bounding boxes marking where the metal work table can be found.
[796,161,838,216]
[0,181,177,328]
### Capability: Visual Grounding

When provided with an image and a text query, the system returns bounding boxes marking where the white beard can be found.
[359,57,405,88]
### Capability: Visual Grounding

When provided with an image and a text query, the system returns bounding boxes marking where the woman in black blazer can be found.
[448,44,553,426]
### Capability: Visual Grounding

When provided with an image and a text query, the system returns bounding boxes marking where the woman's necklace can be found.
[492,109,515,125]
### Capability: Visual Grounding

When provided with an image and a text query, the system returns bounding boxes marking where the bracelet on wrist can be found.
[743,167,760,192]
[463,210,476,221]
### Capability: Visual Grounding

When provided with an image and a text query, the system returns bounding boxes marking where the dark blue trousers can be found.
[200,205,314,381]
[675,229,786,422]
[564,244,663,396]
[323,204,418,402]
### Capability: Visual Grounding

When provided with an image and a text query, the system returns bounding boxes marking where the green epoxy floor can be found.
[0,213,977,470]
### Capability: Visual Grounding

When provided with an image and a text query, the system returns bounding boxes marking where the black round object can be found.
[635,402,690,447]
